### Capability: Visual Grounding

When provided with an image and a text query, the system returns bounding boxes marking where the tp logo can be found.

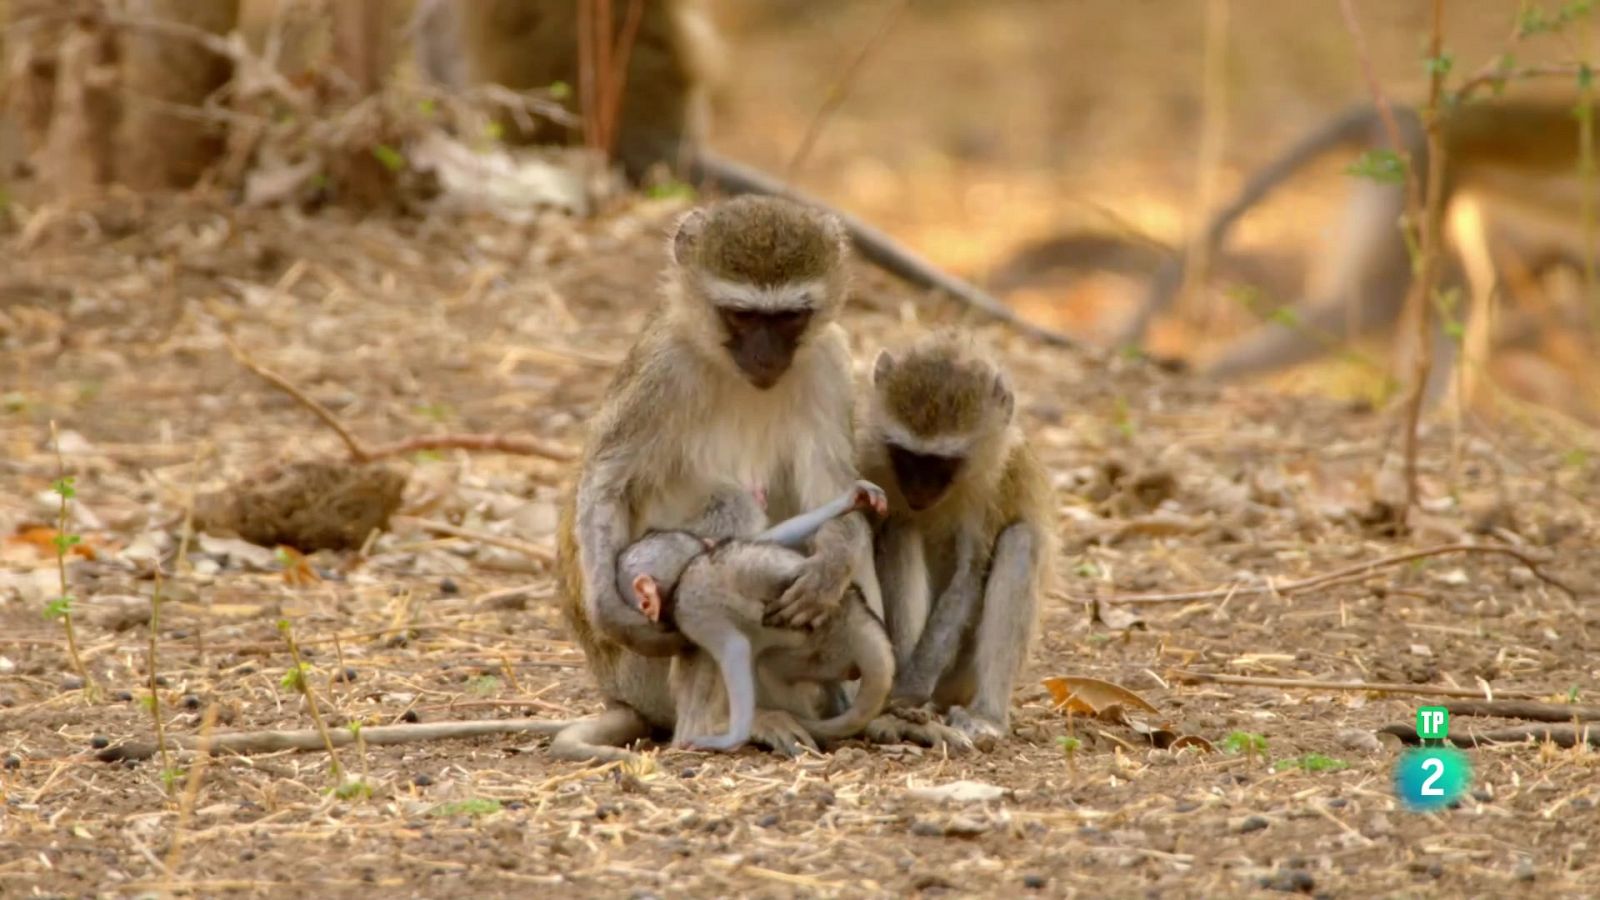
[1395,706,1470,811]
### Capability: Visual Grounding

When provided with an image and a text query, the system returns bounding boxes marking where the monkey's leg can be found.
[549,707,651,764]
[876,525,929,670]
[1445,195,1500,411]
[946,523,1040,745]
[892,531,983,702]
[680,625,756,752]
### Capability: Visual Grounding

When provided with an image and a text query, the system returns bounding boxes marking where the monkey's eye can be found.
[718,307,764,333]
[767,309,813,336]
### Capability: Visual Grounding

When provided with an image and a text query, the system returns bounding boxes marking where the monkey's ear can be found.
[820,211,848,251]
[872,350,894,386]
[672,208,708,265]
[991,371,1015,423]
[632,574,662,622]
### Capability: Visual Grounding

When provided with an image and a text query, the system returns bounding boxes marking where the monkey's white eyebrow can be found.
[706,276,824,311]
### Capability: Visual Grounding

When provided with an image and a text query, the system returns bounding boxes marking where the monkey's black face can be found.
[887,443,964,511]
[719,307,813,389]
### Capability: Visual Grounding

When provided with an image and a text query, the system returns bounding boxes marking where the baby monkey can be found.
[617,482,894,752]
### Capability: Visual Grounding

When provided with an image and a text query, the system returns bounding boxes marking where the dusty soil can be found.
[3,2,1600,897]
[0,186,1597,899]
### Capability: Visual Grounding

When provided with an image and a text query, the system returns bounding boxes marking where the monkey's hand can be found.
[749,709,819,757]
[765,550,850,629]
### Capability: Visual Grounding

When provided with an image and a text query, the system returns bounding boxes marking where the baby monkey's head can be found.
[616,531,713,623]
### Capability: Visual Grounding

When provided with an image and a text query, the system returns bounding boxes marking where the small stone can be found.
[1336,728,1382,754]
[595,803,619,820]
[1514,860,1536,883]
[401,709,420,724]
[89,735,110,749]
[334,667,359,683]
[2,755,20,770]
[61,676,85,692]
[182,694,201,710]
[679,767,698,779]
[410,773,434,787]
[113,690,133,702]
[910,819,944,837]
[1235,815,1270,834]
[1023,874,1048,890]
[1259,869,1315,893]
[1325,797,1348,809]
[439,578,459,596]
[756,813,779,828]
[1472,788,1492,803]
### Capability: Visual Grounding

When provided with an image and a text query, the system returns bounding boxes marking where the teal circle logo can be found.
[1394,747,1471,811]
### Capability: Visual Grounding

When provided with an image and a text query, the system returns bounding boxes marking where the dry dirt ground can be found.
[0,188,1598,899]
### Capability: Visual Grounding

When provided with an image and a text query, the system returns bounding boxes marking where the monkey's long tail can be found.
[1119,102,1421,348]
[796,612,895,740]
[689,151,1082,350]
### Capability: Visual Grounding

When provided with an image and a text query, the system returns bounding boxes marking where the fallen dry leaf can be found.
[1042,676,1160,718]
[6,526,97,560]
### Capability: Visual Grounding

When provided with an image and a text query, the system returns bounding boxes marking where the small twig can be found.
[224,335,365,460]
[1380,722,1600,748]
[1443,700,1600,723]
[225,335,575,462]
[1173,670,1540,700]
[1097,542,1578,605]
[278,620,344,780]
[1455,60,1589,101]
[786,0,909,180]
[1398,0,1450,514]
[97,718,578,762]
[1337,0,1417,210]
[48,421,94,698]
[362,433,575,462]
[147,570,173,790]
[601,0,644,158]
[392,516,556,564]
[164,703,219,877]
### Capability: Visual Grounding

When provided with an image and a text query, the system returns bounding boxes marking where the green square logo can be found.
[1417,706,1449,741]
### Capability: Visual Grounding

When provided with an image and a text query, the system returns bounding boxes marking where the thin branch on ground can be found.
[97,717,579,763]
[1172,670,1541,700]
[1095,542,1579,605]
[1380,721,1600,748]
[225,335,575,462]
[1442,699,1600,723]
[392,516,556,564]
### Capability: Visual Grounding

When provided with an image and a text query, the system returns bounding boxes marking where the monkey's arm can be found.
[757,481,883,550]
[575,458,688,657]
[891,527,986,702]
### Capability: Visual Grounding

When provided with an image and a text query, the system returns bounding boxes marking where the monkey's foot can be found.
[947,706,1005,752]
[749,709,818,757]
[677,732,745,753]
[864,709,974,755]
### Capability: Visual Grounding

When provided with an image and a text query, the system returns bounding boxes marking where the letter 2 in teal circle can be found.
[1394,747,1470,811]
